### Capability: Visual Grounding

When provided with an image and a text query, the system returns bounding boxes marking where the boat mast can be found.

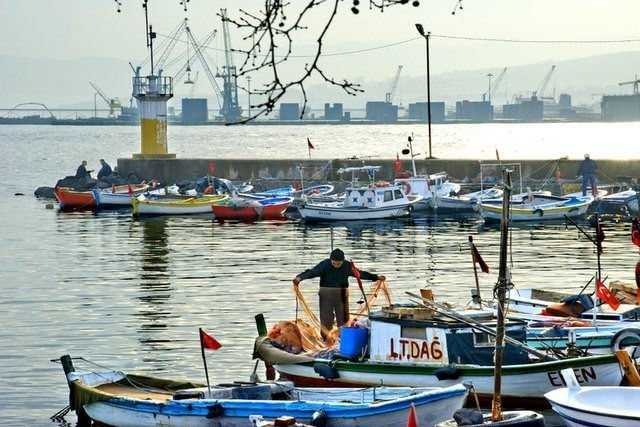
[408,134,418,177]
[492,168,512,422]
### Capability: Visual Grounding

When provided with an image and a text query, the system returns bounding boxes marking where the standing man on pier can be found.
[578,153,598,197]
[293,248,385,335]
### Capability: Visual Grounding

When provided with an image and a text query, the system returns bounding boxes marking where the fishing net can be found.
[282,280,392,353]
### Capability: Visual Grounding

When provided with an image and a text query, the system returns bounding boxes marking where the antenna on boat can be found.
[405,134,419,177]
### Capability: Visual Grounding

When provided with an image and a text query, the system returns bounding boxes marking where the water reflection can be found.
[135,218,176,356]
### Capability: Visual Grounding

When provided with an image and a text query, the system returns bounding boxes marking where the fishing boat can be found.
[545,368,640,427]
[212,197,293,221]
[58,355,468,427]
[596,189,639,214]
[298,166,422,221]
[132,194,228,217]
[393,136,460,210]
[434,187,503,212]
[253,185,334,199]
[255,305,628,406]
[480,194,593,222]
[54,187,96,209]
[92,184,151,207]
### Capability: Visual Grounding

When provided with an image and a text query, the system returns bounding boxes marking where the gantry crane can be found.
[534,65,556,100]
[385,65,403,103]
[483,67,507,103]
[89,82,121,117]
[619,75,640,94]
[216,8,242,123]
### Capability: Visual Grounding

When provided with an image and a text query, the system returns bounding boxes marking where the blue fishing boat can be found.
[58,355,467,427]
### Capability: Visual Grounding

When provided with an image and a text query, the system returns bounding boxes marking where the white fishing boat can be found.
[132,194,228,216]
[393,136,460,210]
[299,166,422,221]
[58,355,467,427]
[545,368,640,427]
[92,184,159,207]
[597,189,639,214]
[434,187,503,211]
[480,194,593,222]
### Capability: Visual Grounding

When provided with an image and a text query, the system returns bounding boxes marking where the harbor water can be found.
[2,123,640,426]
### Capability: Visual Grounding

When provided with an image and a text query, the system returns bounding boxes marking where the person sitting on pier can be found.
[293,248,385,337]
[577,153,598,197]
[97,159,113,180]
[75,160,93,181]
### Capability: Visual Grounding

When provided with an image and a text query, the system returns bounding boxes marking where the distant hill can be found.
[2,51,640,111]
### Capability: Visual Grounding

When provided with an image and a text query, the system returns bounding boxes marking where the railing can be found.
[132,76,173,97]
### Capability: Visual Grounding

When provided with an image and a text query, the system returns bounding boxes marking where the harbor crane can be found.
[482,67,507,103]
[385,65,403,103]
[533,65,556,100]
[619,75,640,94]
[89,82,121,117]
[216,8,242,123]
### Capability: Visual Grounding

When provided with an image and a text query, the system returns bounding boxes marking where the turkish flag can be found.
[596,279,620,311]
[199,328,222,350]
[471,243,490,274]
[406,403,419,427]
[394,153,402,174]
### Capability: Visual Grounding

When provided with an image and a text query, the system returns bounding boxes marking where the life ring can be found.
[611,328,640,352]
[402,181,412,195]
[374,180,390,188]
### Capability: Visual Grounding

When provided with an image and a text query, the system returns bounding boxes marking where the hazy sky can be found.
[2,0,640,108]
[2,0,640,73]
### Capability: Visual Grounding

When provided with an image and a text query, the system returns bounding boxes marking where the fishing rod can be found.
[406,292,557,361]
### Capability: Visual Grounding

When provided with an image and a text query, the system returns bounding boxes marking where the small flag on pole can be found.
[471,242,490,274]
[307,137,314,158]
[198,328,222,397]
[394,153,402,175]
[200,328,222,350]
[595,279,620,311]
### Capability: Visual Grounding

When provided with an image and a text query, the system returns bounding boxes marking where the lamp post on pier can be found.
[415,23,434,159]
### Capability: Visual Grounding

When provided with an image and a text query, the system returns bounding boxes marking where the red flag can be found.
[632,218,640,247]
[406,403,419,427]
[596,279,620,311]
[199,328,222,350]
[394,153,402,174]
[635,260,640,289]
[471,243,490,274]
[307,137,315,150]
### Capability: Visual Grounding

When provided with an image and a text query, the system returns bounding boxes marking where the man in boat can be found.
[577,153,598,197]
[75,160,93,181]
[97,159,113,180]
[293,248,385,337]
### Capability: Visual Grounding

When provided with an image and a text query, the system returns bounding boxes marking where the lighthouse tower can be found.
[132,5,174,159]
[132,71,174,158]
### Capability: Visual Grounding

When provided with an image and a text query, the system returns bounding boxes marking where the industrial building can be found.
[279,103,301,120]
[324,103,344,121]
[601,94,640,121]
[365,101,398,123]
[455,100,493,122]
[408,102,445,123]
[181,98,208,124]
[503,96,544,122]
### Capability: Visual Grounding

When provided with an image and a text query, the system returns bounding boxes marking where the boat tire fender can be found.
[434,366,460,380]
[611,328,640,352]
[311,409,328,427]
[313,362,340,379]
[206,403,224,418]
[533,208,544,217]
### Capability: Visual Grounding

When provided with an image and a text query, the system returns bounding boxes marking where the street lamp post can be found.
[246,76,252,118]
[415,23,434,159]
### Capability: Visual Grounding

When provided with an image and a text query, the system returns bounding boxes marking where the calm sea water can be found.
[2,123,640,426]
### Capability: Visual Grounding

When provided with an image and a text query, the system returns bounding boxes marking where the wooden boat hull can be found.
[92,184,150,207]
[546,386,640,427]
[212,197,293,221]
[54,187,95,209]
[481,197,591,222]
[65,368,467,427]
[269,354,623,406]
[132,195,227,216]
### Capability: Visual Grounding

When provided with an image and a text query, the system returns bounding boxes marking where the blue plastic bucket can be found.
[339,326,369,358]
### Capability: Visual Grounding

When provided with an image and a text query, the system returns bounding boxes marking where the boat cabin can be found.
[368,305,530,366]
[343,185,410,208]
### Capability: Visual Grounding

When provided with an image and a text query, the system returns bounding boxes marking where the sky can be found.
[2,1,640,108]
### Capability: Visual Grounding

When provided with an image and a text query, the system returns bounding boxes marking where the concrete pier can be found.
[117,157,640,185]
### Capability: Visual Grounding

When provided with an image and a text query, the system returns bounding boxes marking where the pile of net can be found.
[266,280,392,356]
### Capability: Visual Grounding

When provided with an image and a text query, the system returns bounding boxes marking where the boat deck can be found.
[97,382,174,401]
